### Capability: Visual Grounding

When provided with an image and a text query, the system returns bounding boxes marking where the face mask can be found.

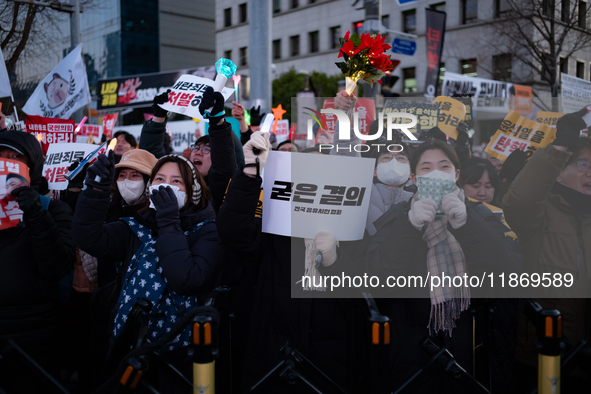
[376,159,410,186]
[117,179,145,205]
[416,169,458,212]
[148,184,187,210]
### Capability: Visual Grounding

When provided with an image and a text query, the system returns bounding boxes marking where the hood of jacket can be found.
[0,130,45,191]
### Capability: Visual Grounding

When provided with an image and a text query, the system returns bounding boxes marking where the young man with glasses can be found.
[503,111,591,392]
[190,135,212,179]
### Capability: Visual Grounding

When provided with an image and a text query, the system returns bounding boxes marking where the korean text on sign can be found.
[0,159,31,230]
[383,101,439,135]
[262,151,375,241]
[485,110,556,161]
[43,143,101,190]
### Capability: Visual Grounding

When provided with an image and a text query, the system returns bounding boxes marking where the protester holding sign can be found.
[0,128,76,392]
[216,131,357,392]
[365,139,521,393]
[503,111,591,391]
[70,152,221,386]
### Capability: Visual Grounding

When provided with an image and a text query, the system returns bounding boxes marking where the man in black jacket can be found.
[0,127,76,392]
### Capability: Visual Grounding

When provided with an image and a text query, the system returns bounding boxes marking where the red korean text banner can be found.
[102,113,119,139]
[24,115,75,155]
[321,98,376,143]
[424,9,446,97]
[0,158,30,230]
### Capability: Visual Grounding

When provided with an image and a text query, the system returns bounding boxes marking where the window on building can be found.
[403,67,416,93]
[430,2,446,12]
[273,39,281,60]
[562,0,570,21]
[239,3,247,23]
[224,50,232,62]
[577,60,585,78]
[291,0,299,9]
[579,0,587,28]
[309,0,317,3]
[290,35,300,56]
[224,7,232,27]
[330,26,341,49]
[382,15,390,29]
[309,31,319,53]
[402,10,416,34]
[353,20,364,35]
[239,47,247,66]
[560,56,568,74]
[543,0,555,18]
[462,0,478,24]
[460,58,477,77]
[495,0,511,18]
[273,0,281,13]
[493,54,512,81]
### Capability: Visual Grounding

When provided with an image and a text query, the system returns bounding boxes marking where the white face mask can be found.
[117,179,145,205]
[148,183,187,210]
[417,169,457,183]
[376,159,410,186]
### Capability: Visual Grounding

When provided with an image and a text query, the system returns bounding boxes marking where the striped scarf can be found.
[422,206,469,336]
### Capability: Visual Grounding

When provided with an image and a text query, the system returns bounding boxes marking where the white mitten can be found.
[442,193,467,229]
[80,250,98,283]
[313,231,338,267]
[408,199,438,231]
[243,131,271,177]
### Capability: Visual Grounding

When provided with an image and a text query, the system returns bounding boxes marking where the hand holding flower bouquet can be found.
[336,31,396,94]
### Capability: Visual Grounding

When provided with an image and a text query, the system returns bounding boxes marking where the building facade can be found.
[215,0,591,97]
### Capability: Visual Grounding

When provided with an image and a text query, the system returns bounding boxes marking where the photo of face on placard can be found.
[1,174,29,203]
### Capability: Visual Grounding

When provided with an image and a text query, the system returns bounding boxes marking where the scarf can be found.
[419,190,469,336]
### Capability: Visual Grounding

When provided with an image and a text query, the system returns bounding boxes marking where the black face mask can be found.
[552,182,591,215]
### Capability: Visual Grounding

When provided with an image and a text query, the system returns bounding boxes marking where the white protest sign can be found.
[75,124,104,143]
[43,143,99,190]
[561,73,591,113]
[262,151,375,241]
[273,120,290,145]
[157,75,234,121]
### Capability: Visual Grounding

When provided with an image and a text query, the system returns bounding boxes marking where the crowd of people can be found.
[0,87,590,394]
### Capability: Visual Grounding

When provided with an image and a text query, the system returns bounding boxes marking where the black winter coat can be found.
[217,170,353,393]
[0,129,76,388]
[366,199,522,393]
[71,187,223,309]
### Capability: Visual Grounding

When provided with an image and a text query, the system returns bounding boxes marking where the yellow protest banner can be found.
[432,96,466,139]
[485,110,556,161]
[382,100,439,135]
[536,111,565,127]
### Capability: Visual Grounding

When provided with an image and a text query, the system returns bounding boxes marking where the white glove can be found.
[243,131,271,176]
[313,231,338,267]
[80,250,98,283]
[408,199,438,231]
[442,193,467,229]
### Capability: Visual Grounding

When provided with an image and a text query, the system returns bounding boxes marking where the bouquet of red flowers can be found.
[335,31,395,93]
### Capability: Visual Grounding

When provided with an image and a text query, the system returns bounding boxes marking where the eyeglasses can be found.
[575,160,591,172]
[381,153,409,163]
[191,144,211,154]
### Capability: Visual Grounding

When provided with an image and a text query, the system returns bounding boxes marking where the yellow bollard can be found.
[538,313,562,394]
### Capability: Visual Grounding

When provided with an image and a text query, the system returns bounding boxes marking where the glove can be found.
[153,89,170,118]
[249,105,265,126]
[428,126,448,142]
[232,102,245,121]
[80,250,98,283]
[553,110,587,149]
[456,122,469,145]
[498,149,528,183]
[408,198,437,231]
[67,159,87,190]
[313,231,338,267]
[12,186,44,221]
[199,86,226,124]
[243,131,270,177]
[150,185,181,229]
[442,193,467,229]
[85,151,115,192]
